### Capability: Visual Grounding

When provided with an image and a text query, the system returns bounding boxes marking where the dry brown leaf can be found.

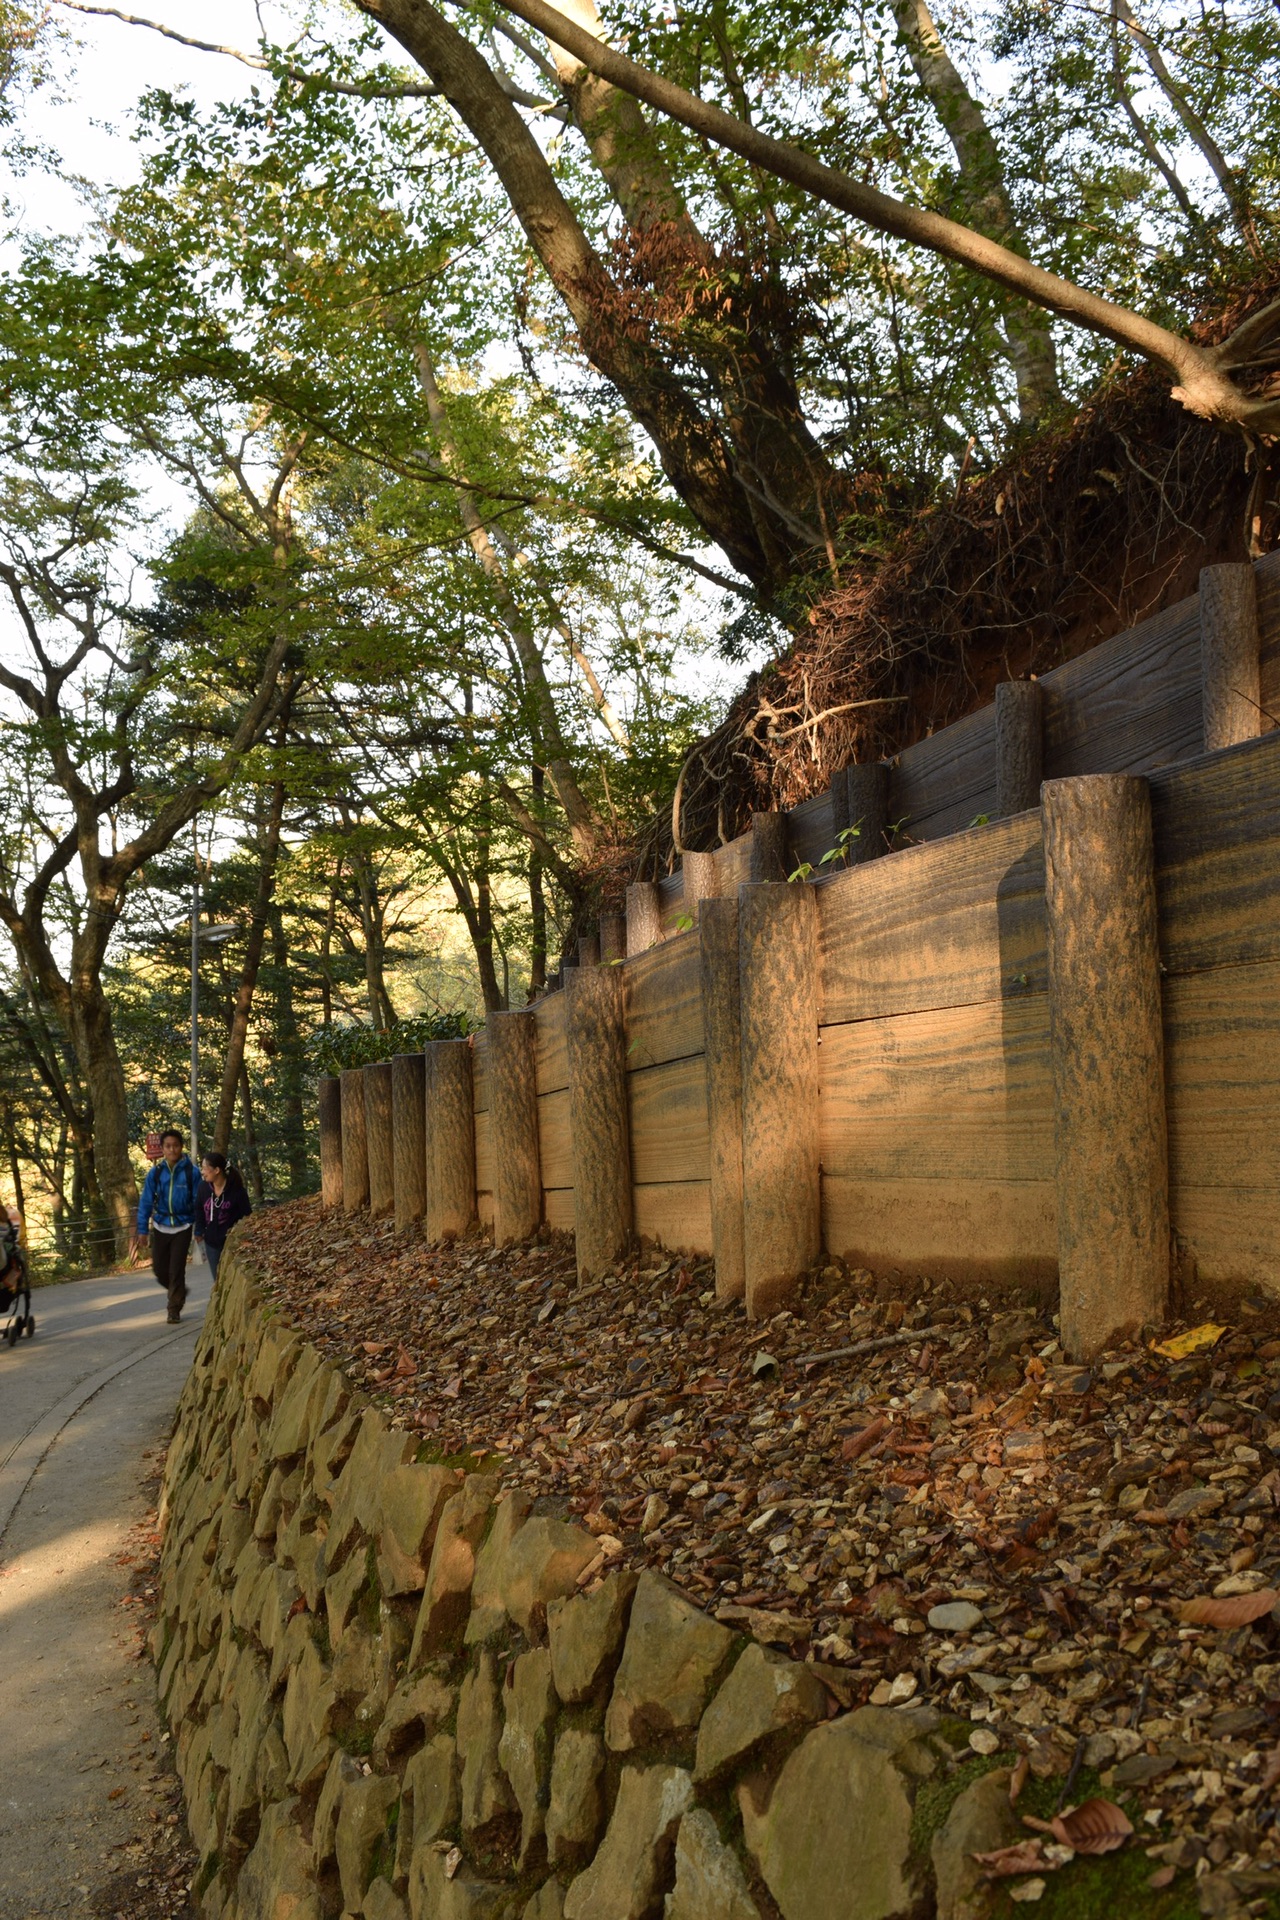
[1148,1866,1175,1889]
[972,1839,1049,1879]
[1177,1588,1278,1628]
[841,1416,888,1461]
[1009,1754,1030,1806]
[1051,1799,1133,1856]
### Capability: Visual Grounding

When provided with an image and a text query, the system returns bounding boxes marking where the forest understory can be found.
[236,1198,1280,1917]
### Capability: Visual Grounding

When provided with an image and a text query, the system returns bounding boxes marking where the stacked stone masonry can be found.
[157,1246,1023,1920]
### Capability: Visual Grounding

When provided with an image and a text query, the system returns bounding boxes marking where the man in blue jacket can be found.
[132,1130,199,1322]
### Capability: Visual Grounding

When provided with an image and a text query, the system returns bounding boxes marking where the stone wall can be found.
[155,1247,1017,1920]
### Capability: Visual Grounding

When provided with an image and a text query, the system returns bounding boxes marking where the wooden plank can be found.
[1042,591,1202,778]
[628,1055,710,1185]
[544,1188,575,1233]
[818,811,1047,1023]
[1256,548,1280,721]
[1150,728,1280,974]
[537,1088,573,1190]
[625,937,704,1067]
[787,791,834,871]
[472,1033,490,1113]
[633,1180,713,1255]
[474,1109,493,1194]
[1165,961,1280,1197]
[889,705,998,847]
[1163,1187,1280,1288]
[477,1190,494,1231]
[534,992,569,1094]
[822,1173,1057,1283]
[819,996,1054,1183]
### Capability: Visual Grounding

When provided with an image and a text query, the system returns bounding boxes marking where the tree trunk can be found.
[892,0,1060,422]
[238,1062,265,1203]
[68,970,137,1256]
[213,775,287,1154]
[268,905,310,1195]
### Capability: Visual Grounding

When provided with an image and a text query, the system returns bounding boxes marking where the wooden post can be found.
[1042,775,1169,1361]
[749,812,790,882]
[364,1061,395,1218]
[600,913,626,964]
[566,966,632,1282]
[340,1067,370,1213]
[995,680,1044,817]
[577,931,600,968]
[681,850,721,919]
[425,1040,476,1243]
[845,762,890,863]
[392,1052,427,1231]
[1200,562,1261,752]
[700,898,745,1302]
[318,1076,343,1212]
[738,883,821,1316]
[625,881,663,956]
[488,1011,542,1244]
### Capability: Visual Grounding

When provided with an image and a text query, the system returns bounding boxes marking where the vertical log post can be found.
[340,1066,369,1213]
[995,680,1044,817]
[364,1061,395,1218]
[1043,775,1169,1361]
[749,812,790,882]
[738,883,822,1316]
[566,966,633,1282]
[681,850,721,919]
[1200,562,1261,752]
[700,898,745,1301]
[625,881,663,956]
[392,1052,427,1231]
[488,1011,542,1244]
[318,1075,343,1212]
[425,1040,476,1243]
[845,762,891,863]
[577,931,600,968]
[600,913,626,964]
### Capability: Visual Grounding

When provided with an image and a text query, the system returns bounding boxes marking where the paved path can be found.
[0,1264,208,1919]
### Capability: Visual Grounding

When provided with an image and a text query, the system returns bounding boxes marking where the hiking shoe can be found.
[166,1308,181,1324]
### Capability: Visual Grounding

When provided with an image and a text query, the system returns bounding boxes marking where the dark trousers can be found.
[150,1229,191,1313]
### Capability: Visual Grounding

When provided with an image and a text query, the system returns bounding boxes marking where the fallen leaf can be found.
[972,1840,1050,1879]
[1009,1754,1030,1805]
[1147,1866,1175,1889]
[1051,1799,1132,1856]
[751,1351,779,1378]
[1151,1323,1226,1360]
[1177,1588,1278,1629]
[841,1416,888,1461]
[440,1375,462,1399]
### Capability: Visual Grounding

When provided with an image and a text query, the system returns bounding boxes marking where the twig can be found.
[797,1323,955,1367]
[1055,1733,1089,1814]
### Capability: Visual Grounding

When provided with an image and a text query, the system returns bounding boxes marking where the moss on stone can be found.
[907,1747,1013,1873]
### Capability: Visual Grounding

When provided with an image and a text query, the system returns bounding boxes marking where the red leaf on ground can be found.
[1051,1799,1133,1855]
[842,1416,888,1461]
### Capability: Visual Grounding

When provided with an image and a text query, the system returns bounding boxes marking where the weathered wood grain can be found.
[819,995,1054,1183]
[534,991,569,1095]
[1150,728,1280,975]
[818,811,1047,1023]
[1165,961,1280,1200]
[822,1173,1057,1283]
[477,1190,494,1231]
[536,1088,573,1190]
[633,1181,713,1255]
[472,1033,490,1114]
[889,705,998,845]
[1165,1187,1279,1288]
[624,936,704,1068]
[544,1188,575,1233]
[628,1055,710,1185]
[474,1109,493,1197]
[1042,592,1202,777]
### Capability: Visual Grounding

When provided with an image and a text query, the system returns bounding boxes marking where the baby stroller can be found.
[1,1215,33,1348]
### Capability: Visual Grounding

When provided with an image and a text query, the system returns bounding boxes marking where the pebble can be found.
[928,1600,985,1633]
[969,1727,1001,1754]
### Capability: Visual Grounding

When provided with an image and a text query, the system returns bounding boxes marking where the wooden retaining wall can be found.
[321,555,1280,1359]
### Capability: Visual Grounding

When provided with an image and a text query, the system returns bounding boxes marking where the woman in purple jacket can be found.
[194,1153,252,1280]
